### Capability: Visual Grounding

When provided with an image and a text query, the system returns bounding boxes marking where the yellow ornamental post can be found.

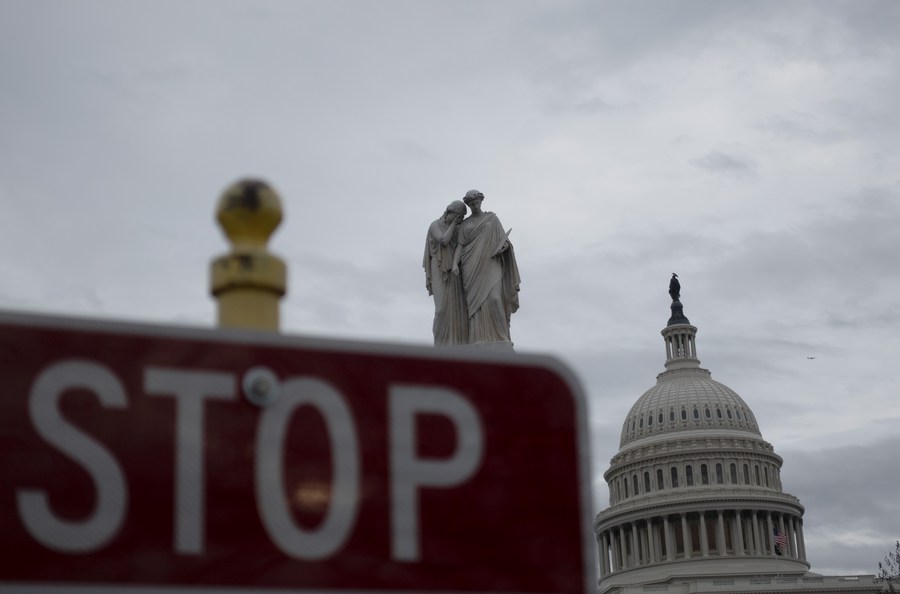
[210,179,286,331]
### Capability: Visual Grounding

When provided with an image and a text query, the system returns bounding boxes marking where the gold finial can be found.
[216,179,283,250]
[210,179,286,331]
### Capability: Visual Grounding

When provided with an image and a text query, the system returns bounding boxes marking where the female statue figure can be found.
[424,200,469,346]
[452,190,520,349]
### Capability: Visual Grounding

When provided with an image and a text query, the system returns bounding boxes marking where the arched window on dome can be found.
[623,478,629,498]
[735,409,742,420]
[647,414,653,427]
[639,417,643,429]
[726,408,733,420]
[644,471,651,493]
[716,463,724,484]
[631,418,636,432]
[730,463,737,484]
[692,407,700,420]
[633,474,639,495]
[670,409,675,422]
[716,407,723,419]
[743,464,750,485]
[764,466,770,487]
[681,408,687,421]
[686,465,694,486]
[754,465,760,485]
[671,466,679,488]
[657,468,664,490]
[701,464,709,485]
[658,412,664,424]
[704,407,711,419]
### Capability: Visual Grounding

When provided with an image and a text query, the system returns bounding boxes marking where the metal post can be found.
[210,179,286,331]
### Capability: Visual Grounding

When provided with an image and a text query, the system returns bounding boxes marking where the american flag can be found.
[773,528,788,553]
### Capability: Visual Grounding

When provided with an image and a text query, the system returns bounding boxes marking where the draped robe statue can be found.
[451,190,520,349]
[423,201,469,346]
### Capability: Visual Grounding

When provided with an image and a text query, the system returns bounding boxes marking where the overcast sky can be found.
[2,0,898,578]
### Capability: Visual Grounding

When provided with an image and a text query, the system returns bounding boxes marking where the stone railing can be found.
[690,574,876,592]
[617,574,878,594]
[596,487,802,523]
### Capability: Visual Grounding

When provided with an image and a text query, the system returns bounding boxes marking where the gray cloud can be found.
[703,187,900,314]
[780,437,900,575]
[690,150,759,179]
[756,114,846,145]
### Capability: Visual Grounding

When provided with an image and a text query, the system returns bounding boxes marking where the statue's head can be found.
[463,189,484,206]
[446,200,466,216]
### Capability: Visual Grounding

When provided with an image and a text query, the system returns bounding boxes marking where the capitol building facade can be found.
[593,291,883,594]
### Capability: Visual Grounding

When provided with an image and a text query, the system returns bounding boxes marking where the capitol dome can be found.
[595,281,809,592]
[620,371,761,448]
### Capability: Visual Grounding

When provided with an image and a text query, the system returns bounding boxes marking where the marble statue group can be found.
[423,189,520,349]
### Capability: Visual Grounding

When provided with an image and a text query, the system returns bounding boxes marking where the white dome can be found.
[619,367,761,448]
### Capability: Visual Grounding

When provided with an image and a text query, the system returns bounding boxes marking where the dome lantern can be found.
[662,278,700,371]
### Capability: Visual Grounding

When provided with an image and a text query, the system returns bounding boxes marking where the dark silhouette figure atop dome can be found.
[669,273,681,301]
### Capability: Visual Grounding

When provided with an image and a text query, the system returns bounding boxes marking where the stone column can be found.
[609,530,616,571]
[605,531,613,572]
[788,516,797,559]
[645,522,652,563]
[600,531,610,575]
[636,523,645,566]
[750,509,762,555]
[663,516,673,560]
[649,520,658,563]
[717,510,727,556]
[597,532,604,576]
[777,514,787,558]
[613,528,625,571]
[766,511,775,556]
[681,513,692,558]
[631,523,640,567]
[734,511,745,556]
[797,519,806,560]
[700,513,709,557]
[619,527,628,568]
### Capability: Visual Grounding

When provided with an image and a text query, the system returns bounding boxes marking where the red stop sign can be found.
[0,311,596,594]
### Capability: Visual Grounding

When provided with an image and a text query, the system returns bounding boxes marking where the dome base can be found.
[601,555,810,592]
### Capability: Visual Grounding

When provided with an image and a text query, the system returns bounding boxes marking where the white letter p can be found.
[389,385,483,562]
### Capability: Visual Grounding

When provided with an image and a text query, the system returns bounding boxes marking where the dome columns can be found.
[734,512,745,556]
[597,509,807,579]
[717,510,727,556]
[662,324,701,370]
[599,532,611,575]
[699,513,709,557]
